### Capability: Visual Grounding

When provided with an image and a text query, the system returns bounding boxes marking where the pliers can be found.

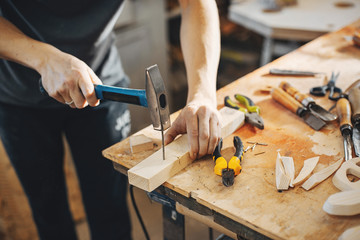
[213,136,244,187]
[224,94,264,129]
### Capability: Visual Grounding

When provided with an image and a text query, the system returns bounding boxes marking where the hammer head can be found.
[145,65,171,131]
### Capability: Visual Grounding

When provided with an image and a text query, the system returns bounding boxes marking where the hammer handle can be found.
[94,84,148,107]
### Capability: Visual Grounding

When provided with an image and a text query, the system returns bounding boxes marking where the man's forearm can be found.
[0,16,56,73]
[179,0,220,105]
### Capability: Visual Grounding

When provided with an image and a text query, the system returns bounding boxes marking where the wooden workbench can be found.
[103,20,360,240]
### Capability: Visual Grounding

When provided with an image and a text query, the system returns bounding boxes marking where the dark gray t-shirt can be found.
[0,0,128,108]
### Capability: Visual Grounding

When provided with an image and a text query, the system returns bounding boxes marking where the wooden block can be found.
[292,156,319,186]
[338,225,360,240]
[276,152,290,190]
[128,107,245,192]
[323,189,360,216]
[332,157,360,191]
[130,134,154,153]
[301,158,343,191]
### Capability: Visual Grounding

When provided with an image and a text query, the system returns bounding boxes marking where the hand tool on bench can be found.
[310,72,345,101]
[213,136,244,187]
[269,68,322,77]
[348,86,360,157]
[224,95,264,129]
[40,64,171,160]
[336,97,353,161]
[271,87,326,130]
[279,81,337,122]
[94,65,171,160]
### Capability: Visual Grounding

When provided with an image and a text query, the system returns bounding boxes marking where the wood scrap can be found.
[332,157,360,191]
[292,156,319,186]
[282,156,295,187]
[276,152,290,190]
[323,189,360,216]
[129,134,154,153]
[302,158,343,191]
[127,107,245,192]
[338,225,360,240]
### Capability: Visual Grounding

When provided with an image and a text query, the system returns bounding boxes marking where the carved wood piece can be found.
[302,158,343,190]
[292,156,319,186]
[332,157,360,191]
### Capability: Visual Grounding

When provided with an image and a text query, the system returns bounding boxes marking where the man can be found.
[0,0,220,239]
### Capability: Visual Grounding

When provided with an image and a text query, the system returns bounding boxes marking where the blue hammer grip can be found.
[94,84,148,107]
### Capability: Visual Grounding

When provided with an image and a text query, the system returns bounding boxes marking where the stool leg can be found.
[261,36,274,66]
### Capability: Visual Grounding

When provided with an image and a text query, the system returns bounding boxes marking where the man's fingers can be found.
[186,109,199,160]
[197,107,210,158]
[84,68,101,106]
[207,114,220,155]
[164,126,177,145]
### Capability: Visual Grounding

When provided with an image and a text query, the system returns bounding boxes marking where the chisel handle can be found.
[336,98,352,135]
[279,81,313,103]
[271,87,302,114]
[349,86,360,130]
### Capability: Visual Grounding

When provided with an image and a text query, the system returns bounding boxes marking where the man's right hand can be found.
[39,49,102,108]
[0,16,101,109]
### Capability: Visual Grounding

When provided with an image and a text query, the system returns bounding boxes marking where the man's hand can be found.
[0,16,101,109]
[39,50,102,108]
[165,100,221,160]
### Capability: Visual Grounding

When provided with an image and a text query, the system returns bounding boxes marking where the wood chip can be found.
[276,152,290,190]
[301,158,343,191]
[292,156,319,186]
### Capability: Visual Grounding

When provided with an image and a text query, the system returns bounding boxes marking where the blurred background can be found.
[1,0,358,239]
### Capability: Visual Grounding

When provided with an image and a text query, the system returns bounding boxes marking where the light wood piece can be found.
[323,189,360,216]
[302,159,343,191]
[339,225,360,240]
[129,134,154,153]
[127,107,245,192]
[292,156,319,186]
[276,152,291,190]
[282,156,295,187]
[333,157,360,191]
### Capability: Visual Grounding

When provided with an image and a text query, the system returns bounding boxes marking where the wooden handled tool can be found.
[279,81,337,122]
[271,88,326,130]
[279,81,309,103]
[336,98,353,161]
[349,87,360,130]
[271,87,302,114]
[336,98,352,133]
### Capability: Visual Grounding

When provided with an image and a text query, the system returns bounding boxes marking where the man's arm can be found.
[0,16,101,108]
[164,0,221,160]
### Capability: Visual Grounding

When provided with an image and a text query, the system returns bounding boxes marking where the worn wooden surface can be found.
[103,20,360,240]
[127,107,245,192]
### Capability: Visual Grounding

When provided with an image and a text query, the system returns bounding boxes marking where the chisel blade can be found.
[353,127,360,157]
[343,133,353,161]
[300,110,326,131]
[309,104,337,122]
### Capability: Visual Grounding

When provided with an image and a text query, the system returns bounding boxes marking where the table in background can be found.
[228,0,360,65]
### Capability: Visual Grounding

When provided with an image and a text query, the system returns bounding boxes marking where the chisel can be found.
[271,88,326,130]
[336,98,353,161]
[279,81,337,122]
[348,86,360,157]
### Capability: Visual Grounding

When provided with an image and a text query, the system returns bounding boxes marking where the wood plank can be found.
[127,107,245,192]
[323,189,360,216]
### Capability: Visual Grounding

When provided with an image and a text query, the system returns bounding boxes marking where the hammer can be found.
[40,64,171,159]
[94,64,171,159]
